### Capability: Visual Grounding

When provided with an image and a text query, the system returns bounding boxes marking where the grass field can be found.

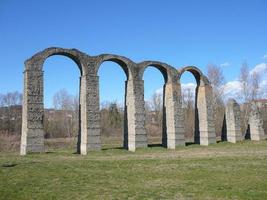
[0,139,267,200]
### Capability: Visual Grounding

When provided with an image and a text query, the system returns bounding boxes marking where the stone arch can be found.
[20,48,217,154]
[178,66,216,145]
[94,55,134,150]
[20,47,89,155]
[138,61,176,83]
[25,47,88,75]
[178,66,209,86]
[80,54,141,152]
[94,54,135,80]
[137,61,184,148]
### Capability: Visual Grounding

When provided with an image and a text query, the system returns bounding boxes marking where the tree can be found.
[151,92,163,112]
[108,102,123,128]
[239,62,250,103]
[44,89,79,139]
[251,72,260,101]
[182,87,194,109]
[151,92,163,127]
[207,64,225,105]
[53,89,78,111]
[1,91,22,107]
[145,92,163,128]
[0,91,22,135]
[207,64,225,137]
[238,61,264,103]
[144,91,163,141]
[181,87,195,139]
[100,101,124,137]
[238,62,262,135]
[0,94,4,107]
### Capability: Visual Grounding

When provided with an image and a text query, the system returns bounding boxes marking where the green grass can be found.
[1,140,267,200]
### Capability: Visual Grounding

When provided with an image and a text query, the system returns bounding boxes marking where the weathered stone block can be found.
[196,85,216,145]
[249,103,266,141]
[225,99,243,143]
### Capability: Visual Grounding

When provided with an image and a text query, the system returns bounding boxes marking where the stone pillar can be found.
[195,84,216,145]
[249,103,266,141]
[79,75,101,155]
[225,99,243,143]
[125,79,147,151]
[163,82,185,149]
[20,69,45,155]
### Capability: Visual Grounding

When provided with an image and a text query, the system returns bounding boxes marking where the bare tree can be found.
[0,91,22,135]
[182,87,195,139]
[151,92,163,128]
[2,91,22,107]
[144,92,163,130]
[239,61,263,102]
[73,94,79,112]
[207,64,225,137]
[207,64,225,104]
[0,94,4,107]
[239,62,250,103]
[53,89,75,111]
[144,92,164,143]
[238,62,262,135]
[151,92,163,112]
[251,72,260,101]
[44,89,79,139]
[182,87,194,109]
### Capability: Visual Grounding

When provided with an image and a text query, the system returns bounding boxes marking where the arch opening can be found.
[45,52,83,75]
[97,61,127,149]
[179,67,203,86]
[140,63,168,83]
[143,66,166,147]
[180,71,198,144]
[43,55,81,152]
[26,48,84,76]
[97,57,131,80]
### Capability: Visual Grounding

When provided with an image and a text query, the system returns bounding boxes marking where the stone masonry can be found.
[225,99,243,143]
[194,83,216,145]
[21,47,220,155]
[249,102,266,141]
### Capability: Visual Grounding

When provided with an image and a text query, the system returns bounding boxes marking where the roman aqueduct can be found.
[20,47,266,155]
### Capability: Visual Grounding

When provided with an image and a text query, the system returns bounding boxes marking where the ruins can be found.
[224,99,243,143]
[20,47,266,155]
[249,102,266,140]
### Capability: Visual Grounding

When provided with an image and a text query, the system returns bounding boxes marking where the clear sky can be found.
[0,0,267,107]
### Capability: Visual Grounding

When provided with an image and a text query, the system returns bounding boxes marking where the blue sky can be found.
[0,0,267,107]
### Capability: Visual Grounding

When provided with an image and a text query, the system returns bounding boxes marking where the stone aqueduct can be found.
[20,47,265,155]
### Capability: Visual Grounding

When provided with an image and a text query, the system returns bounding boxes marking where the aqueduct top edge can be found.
[24,47,210,85]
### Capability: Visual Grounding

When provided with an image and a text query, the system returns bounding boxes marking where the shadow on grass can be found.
[186,140,222,146]
[2,163,18,168]
[2,161,42,168]
[185,142,195,146]
[102,146,125,151]
[148,144,163,148]
[45,151,55,154]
